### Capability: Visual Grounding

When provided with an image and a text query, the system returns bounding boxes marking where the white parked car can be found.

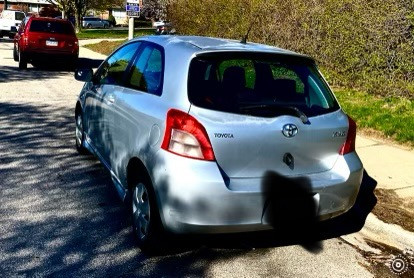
[152,20,166,27]
[0,10,25,38]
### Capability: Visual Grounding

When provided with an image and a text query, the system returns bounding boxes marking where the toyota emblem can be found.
[282,124,298,138]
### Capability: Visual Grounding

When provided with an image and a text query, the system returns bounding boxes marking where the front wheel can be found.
[13,46,18,62]
[75,112,88,154]
[131,181,164,253]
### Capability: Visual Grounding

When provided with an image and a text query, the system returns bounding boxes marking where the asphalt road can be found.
[0,38,376,277]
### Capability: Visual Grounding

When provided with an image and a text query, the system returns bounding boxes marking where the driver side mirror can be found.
[74,68,93,82]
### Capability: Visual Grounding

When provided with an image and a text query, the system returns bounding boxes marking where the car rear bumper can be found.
[152,151,363,234]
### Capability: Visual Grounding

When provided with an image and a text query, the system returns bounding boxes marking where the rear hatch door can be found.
[28,20,76,52]
[188,52,347,178]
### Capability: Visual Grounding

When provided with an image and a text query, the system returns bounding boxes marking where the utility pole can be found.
[4,0,8,11]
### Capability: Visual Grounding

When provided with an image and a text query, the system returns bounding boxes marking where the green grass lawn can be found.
[83,39,414,146]
[334,88,414,146]
[77,29,154,39]
[84,40,127,56]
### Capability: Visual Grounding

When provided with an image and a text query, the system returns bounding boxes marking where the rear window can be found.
[188,52,340,118]
[29,20,74,35]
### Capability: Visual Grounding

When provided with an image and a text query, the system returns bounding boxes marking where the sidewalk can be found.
[356,135,414,199]
[342,134,414,254]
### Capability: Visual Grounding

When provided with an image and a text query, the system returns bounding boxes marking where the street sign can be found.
[126,2,140,17]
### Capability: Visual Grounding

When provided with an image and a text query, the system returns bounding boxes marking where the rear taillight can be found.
[339,115,357,155]
[161,109,215,161]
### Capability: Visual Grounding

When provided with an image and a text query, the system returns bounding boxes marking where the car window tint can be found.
[29,20,74,35]
[188,53,340,118]
[218,60,255,89]
[96,42,140,86]
[127,45,164,95]
[15,12,25,21]
[271,65,305,94]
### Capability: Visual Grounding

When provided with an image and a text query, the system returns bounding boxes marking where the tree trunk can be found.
[75,11,81,33]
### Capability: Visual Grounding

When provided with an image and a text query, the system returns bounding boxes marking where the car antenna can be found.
[240,23,253,44]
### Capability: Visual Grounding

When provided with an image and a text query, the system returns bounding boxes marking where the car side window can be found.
[126,44,164,96]
[95,42,141,86]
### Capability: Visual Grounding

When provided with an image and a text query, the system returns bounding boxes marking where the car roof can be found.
[133,35,312,59]
[29,16,71,23]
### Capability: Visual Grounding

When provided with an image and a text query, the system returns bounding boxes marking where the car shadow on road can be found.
[0,100,378,277]
[77,57,104,69]
[0,101,248,277]
[0,65,69,82]
[0,58,103,82]
[31,58,104,71]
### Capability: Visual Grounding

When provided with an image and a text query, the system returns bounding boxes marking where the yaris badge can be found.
[282,124,298,138]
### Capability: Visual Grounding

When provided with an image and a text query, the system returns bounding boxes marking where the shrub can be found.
[168,0,414,99]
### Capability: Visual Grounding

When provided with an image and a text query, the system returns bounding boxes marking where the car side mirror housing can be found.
[75,68,93,82]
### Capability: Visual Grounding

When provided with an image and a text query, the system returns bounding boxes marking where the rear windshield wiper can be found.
[240,104,309,124]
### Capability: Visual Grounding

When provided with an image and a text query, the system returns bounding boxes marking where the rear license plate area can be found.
[46,40,58,46]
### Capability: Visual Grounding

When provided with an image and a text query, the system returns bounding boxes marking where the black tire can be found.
[75,112,88,154]
[18,51,27,70]
[13,46,18,62]
[86,24,92,29]
[131,178,165,254]
[67,56,78,71]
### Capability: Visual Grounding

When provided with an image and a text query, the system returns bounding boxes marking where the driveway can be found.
[0,37,390,277]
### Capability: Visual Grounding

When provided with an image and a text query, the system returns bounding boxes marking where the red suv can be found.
[14,16,79,69]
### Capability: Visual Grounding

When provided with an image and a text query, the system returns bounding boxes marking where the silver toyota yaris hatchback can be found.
[74,36,363,251]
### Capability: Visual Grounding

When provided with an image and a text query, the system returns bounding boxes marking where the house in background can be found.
[0,0,52,14]
[92,6,128,26]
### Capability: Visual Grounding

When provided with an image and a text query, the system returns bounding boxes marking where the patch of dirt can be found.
[372,188,414,233]
[362,240,414,278]
[344,238,414,278]
[84,40,126,56]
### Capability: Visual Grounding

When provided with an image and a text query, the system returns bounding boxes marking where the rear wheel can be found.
[18,51,27,70]
[75,112,88,154]
[13,46,18,62]
[86,23,92,29]
[131,179,164,253]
